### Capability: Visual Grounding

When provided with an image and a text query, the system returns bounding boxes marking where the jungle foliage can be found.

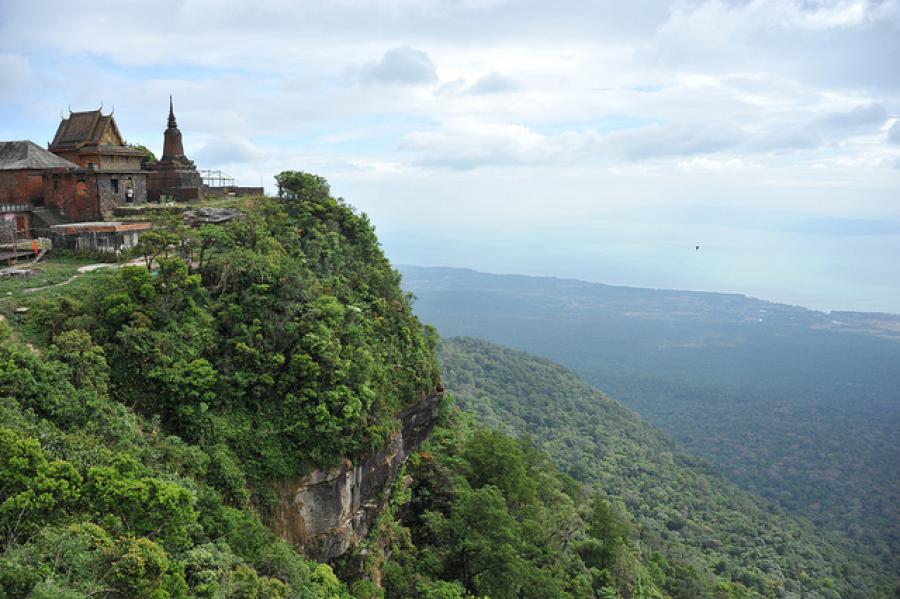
[0,176,439,597]
[437,337,894,598]
[375,407,755,599]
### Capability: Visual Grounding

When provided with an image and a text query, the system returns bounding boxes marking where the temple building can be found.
[147,97,203,202]
[1,97,212,242]
[48,109,148,219]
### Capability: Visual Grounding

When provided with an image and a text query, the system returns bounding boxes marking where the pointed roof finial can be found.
[167,95,177,129]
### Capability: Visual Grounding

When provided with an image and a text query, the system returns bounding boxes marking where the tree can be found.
[48,329,110,395]
[274,171,330,202]
[128,143,158,166]
[425,485,524,598]
[0,429,82,547]
[135,228,180,270]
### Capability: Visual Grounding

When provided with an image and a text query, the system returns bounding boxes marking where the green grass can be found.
[0,256,116,334]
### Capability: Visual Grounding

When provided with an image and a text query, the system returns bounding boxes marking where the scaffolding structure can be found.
[0,221,34,265]
[200,169,236,188]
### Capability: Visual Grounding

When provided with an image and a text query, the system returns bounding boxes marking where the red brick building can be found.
[2,101,207,239]
[0,140,80,238]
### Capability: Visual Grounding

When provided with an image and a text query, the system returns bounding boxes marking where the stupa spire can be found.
[167,95,177,129]
[149,95,203,202]
[161,95,185,160]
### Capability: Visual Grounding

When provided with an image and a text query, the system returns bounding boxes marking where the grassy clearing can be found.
[0,256,116,338]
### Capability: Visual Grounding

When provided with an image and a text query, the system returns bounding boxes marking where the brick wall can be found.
[43,173,102,221]
[0,171,43,204]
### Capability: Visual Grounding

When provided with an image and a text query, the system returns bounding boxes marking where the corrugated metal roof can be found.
[0,140,79,170]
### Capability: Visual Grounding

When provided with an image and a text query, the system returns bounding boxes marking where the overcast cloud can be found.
[1,0,899,311]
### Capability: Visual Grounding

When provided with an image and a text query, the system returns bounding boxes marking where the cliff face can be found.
[272,391,443,560]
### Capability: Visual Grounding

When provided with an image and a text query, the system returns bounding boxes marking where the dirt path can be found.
[21,259,145,294]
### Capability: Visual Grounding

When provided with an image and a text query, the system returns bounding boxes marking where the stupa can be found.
[147,96,203,202]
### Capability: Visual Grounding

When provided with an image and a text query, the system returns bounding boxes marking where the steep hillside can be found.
[0,177,439,597]
[401,265,900,572]
[374,409,748,599]
[438,337,894,598]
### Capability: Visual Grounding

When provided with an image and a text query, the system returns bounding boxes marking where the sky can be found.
[1,0,899,312]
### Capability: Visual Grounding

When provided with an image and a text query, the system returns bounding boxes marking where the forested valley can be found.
[437,337,895,598]
[401,265,900,581]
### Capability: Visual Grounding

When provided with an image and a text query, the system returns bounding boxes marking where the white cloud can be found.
[468,71,520,94]
[888,121,900,144]
[399,120,559,169]
[603,123,746,161]
[349,46,437,86]
[0,53,31,103]
[193,134,266,166]
[811,103,887,130]
[677,157,759,171]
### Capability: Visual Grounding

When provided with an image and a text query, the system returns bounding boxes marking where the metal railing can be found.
[199,169,236,188]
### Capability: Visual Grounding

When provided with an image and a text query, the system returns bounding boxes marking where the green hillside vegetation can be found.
[437,337,893,598]
[400,266,899,575]
[0,173,439,597]
[369,406,757,599]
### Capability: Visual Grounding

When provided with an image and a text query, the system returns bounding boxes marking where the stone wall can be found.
[203,186,265,198]
[272,391,443,561]
[95,172,148,218]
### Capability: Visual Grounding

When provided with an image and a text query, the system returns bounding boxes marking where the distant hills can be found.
[401,265,900,584]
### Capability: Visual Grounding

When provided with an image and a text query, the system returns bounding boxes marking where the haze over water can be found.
[370,212,900,315]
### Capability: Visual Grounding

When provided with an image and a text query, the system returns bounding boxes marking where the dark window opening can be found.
[111,179,119,193]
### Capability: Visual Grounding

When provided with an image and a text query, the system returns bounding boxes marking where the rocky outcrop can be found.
[272,390,443,560]
[183,207,245,226]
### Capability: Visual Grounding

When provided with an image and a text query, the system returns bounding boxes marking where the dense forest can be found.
[401,265,900,576]
[365,407,759,599]
[0,175,439,597]
[437,337,896,598]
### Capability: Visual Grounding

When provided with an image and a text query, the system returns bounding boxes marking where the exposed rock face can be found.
[272,391,442,560]
[183,207,245,227]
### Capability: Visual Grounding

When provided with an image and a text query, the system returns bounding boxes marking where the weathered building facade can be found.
[148,98,203,202]
[48,109,149,220]
[0,140,80,238]
[50,221,152,253]
[2,98,216,239]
